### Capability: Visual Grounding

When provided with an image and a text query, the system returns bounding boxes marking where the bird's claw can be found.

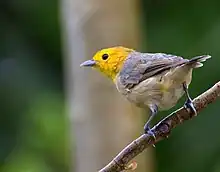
[184,98,197,116]
[146,129,156,139]
[145,128,156,147]
[144,125,156,148]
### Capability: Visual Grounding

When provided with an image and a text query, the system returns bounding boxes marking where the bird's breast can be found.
[115,73,188,110]
[158,86,185,110]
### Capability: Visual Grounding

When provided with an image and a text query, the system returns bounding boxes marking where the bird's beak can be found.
[80,60,96,67]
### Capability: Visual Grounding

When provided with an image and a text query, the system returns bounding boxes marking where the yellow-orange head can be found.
[80,46,134,80]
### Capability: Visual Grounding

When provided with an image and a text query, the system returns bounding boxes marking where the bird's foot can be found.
[184,98,197,116]
[144,125,156,147]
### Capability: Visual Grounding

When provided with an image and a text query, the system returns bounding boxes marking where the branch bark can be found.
[99,81,220,172]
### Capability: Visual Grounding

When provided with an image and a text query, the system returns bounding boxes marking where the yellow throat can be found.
[80,46,134,81]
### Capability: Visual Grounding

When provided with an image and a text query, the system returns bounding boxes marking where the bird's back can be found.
[116,52,187,90]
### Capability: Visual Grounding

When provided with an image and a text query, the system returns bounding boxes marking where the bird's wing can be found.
[118,52,188,89]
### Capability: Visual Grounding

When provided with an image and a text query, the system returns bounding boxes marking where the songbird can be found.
[80,46,211,137]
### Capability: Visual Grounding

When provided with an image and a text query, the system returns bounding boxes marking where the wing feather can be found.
[119,52,188,89]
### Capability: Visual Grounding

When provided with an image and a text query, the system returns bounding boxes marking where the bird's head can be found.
[80,46,134,81]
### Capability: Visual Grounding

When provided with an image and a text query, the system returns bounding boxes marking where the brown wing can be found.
[119,52,188,89]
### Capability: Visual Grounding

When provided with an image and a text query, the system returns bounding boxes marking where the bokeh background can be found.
[0,0,219,172]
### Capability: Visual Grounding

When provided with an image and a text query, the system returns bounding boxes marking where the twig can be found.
[99,81,220,172]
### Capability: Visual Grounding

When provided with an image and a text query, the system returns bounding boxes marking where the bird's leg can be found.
[144,104,158,139]
[183,82,197,115]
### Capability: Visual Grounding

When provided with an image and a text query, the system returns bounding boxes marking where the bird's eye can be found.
[102,53,109,60]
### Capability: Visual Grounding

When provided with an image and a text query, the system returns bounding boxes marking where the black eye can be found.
[102,53,109,60]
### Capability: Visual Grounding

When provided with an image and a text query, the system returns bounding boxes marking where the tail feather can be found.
[188,55,211,68]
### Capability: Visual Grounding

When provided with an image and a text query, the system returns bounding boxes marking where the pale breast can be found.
[158,86,185,110]
[115,75,163,108]
[116,77,185,110]
[115,61,194,111]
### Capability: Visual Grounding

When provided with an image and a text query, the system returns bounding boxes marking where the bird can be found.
[80,46,211,137]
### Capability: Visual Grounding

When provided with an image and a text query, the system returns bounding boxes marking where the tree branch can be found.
[99,81,220,172]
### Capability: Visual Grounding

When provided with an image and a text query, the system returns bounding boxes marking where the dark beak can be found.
[80,60,96,67]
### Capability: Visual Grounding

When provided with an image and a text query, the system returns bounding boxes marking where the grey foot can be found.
[144,125,156,139]
[184,98,197,115]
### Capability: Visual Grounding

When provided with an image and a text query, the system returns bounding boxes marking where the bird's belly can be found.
[124,78,185,110]
[158,87,185,110]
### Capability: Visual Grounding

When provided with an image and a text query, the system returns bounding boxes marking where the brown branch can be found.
[99,81,220,172]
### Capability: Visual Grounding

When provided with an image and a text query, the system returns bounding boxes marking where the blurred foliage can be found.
[143,1,220,172]
[0,1,69,172]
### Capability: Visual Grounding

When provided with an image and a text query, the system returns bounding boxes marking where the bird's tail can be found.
[188,55,211,68]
